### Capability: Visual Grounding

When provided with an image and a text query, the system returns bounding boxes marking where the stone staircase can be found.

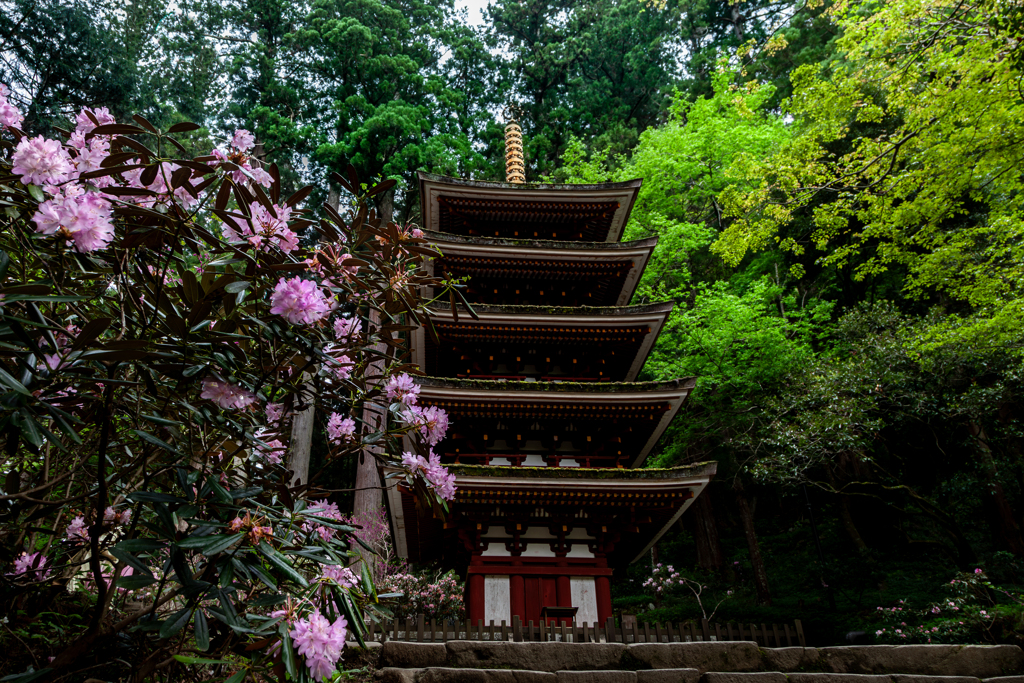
[373,641,1024,683]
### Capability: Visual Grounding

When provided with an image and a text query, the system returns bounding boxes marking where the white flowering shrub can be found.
[0,88,464,681]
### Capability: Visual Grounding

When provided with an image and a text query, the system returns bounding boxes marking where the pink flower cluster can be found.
[103,506,132,526]
[8,551,49,580]
[401,404,449,446]
[211,129,272,187]
[303,499,345,542]
[290,610,348,681]
[326,413,356,445]
[270,276,333,325]
[256,437,285,465]
[266,402,287,425]
[333,316,362,340]
[322,564,358,589]
[402,451,456,500]
[33,188,115,252]
[385,373,420,405]
[201,379,258,410]
[13,136,72,186]
[0,84,23,129]
[66,516,88,542]
[223,201,298,253]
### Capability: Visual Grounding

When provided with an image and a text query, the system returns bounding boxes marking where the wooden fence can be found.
[352,615,806,648]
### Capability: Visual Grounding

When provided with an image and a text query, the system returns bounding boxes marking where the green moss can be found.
[430,301,673,317]
[423,229,658,251]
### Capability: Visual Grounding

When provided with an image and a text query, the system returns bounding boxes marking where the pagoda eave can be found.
[413,301,674,382]
[419,172,642,243]
[423,232,657,307]
[414,377,695,469]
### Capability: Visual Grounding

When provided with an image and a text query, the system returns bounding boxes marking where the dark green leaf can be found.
[159,607,192,639]
[194,610,210,651]
[258,543,308,587]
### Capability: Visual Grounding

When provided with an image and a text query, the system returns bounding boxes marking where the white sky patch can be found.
[455,0,490,27]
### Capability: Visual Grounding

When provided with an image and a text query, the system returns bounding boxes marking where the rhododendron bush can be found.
[0,90,461,682]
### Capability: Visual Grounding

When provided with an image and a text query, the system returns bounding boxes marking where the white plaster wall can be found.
[481,544,511,557]
[570,577,599,626]
[522,543,556,557]
[484,575,510,624]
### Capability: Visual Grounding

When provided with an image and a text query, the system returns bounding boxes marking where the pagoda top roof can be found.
[418,172,643,243]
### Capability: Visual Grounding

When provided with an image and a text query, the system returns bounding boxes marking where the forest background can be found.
[4,0,1024,645]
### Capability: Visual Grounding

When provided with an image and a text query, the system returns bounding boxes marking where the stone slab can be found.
[557,671,636,683]
[891,676,980,683]
[817,646,1024,677]
[380,642,449,669]
[445,641,627,671]
[636,668,701,683]
[377,669,423,683]
[787,675,890,683]
[702,673,788,683]
[762,648,822,672]
[982,678,1024,683]
[418,669,558,683]
[628,643,763,673]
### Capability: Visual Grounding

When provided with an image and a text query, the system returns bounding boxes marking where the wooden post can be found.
[488,620,495,641]
[287,383,314,487]
[631,619,640,645]
[643,622,652,643]
[727,622,735,641]
[605,616,616,644]
[582,621,589,643]
[795,619,806,647]
[701,618,711,643]
[784,623,792,646]
[417,615,425,642]
[513,615,523,642]
[528,620,535,643]
[539,617,547,642]
[772,623,781,648]
[501,619,508,642]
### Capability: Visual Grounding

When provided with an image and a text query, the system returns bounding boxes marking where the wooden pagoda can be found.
[386,172,716,628]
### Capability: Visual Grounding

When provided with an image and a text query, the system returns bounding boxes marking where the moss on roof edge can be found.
[449,462,717,480]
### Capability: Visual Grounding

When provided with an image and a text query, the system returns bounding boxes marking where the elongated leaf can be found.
[159,607,192,639]
[168,122,201,133]
[279,628,297,679]
[109,547,155,577]
[0,367,30,396]
[116,538,165,553]
[178,533,242,557]
[258,543,308,587]
[117,575,157,590]
[133,429,182,456]
[194,609,210,651]
[224,670,247,683]
[172,655,229,665]
[129,491,188,504]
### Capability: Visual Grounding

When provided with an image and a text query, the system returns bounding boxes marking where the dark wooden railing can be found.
[351,615,806,647]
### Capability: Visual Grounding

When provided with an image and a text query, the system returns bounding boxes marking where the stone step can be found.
[376,642,1024,678]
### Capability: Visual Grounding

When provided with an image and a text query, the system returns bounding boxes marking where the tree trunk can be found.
[969,420,1024,556]
[734,479,772,606]
[287,385,314,488]
[691,487,724,571]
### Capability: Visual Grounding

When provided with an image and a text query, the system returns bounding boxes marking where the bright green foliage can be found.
[718,0,1024,349]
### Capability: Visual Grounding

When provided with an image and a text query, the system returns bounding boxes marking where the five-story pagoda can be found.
[386,129,715,628]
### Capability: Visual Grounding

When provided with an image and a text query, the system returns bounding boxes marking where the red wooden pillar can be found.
[469,573,485,624]
[596,575,612,624]
[510,574,526,622]
[556,575,572,618]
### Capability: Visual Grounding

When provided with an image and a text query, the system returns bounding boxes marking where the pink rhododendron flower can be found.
[200,379,257,410]
[303,499,344,542]
[424,450,456,500]
[385,373,419,406]
[0,84,23,129]
[326,413,356,444]
[402,451,427,474]
[66,516,88,542]
[231,129,256,152]
[290,610,347,681]
[103,507,131,526]
[403,405,449,445]
[333,317,362,340]
[330,354,352,380]
[12,136,72,186]
[64,192,115,252]
[322,564,358,589]
[266,402,286,424]
[74,107,115,136]
[256,438,285,465]
[270,277,333,325]
[223,201,297,252]
[9,551,49,580]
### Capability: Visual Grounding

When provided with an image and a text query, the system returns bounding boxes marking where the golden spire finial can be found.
[503,104,525,184]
